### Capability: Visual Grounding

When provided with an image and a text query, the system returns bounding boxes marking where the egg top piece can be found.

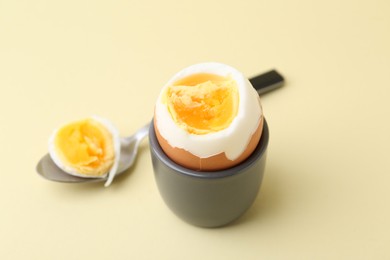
[154,62,263,171]
[49,117,119,178]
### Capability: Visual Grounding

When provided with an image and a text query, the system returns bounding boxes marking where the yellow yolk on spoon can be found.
[52,118,115,177]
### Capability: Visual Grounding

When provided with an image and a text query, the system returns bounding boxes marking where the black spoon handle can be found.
[249,69,285,95]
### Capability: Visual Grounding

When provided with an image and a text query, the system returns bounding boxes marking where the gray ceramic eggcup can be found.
[149,118,269,228]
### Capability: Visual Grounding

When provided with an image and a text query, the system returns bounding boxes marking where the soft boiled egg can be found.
[48,116,120,186]
[154,62,264,171]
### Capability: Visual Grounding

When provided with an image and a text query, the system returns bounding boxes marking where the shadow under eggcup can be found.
[149,118,269,228]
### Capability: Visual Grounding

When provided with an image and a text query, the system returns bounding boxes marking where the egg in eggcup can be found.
[154,62,264,171]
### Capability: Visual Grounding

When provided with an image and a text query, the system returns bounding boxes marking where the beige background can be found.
[1,0,389,259]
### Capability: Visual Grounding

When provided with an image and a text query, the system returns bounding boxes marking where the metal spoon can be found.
[36,124,150,184]
[35,70,284,185]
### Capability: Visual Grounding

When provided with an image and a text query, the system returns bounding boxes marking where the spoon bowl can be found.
[36,124,150,184]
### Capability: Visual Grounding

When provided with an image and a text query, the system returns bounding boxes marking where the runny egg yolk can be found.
[53,118,115,176]
[164,73,239,135]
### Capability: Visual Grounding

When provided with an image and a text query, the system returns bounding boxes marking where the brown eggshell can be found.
[154,116,264,171]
